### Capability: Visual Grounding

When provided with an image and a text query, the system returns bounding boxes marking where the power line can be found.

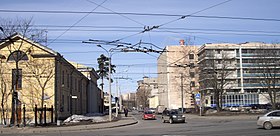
[158,0,233,27]
[110,0,234,43]
[4,27,280,37]
[1,9,279,22]
[7,25,280,34]
[158,30,280,37]
[47,0,108,46]
[86,0,145,26]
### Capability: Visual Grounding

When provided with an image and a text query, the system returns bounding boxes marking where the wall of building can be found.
[149,95,159,108]
[157,44,199,110]
[0,34,96,124]
[198,42,280,107]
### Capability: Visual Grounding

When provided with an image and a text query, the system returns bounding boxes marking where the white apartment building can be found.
[198,42,280,107]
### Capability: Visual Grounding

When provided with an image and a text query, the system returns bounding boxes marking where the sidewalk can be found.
[0,114,138,134]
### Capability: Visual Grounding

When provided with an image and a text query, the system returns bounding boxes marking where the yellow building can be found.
[0,33,100,125]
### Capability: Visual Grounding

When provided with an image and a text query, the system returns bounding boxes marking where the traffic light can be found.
[115,97,118,102]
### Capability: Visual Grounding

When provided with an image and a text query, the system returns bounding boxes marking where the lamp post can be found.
[180,73,184,113]
[97,45,112,121]
[97,44,122,121]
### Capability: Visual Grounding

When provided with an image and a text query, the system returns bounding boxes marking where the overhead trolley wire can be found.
[1,9,279,22]
[110,0,233,43]
[86,0,146,26]
[47,0,108,46]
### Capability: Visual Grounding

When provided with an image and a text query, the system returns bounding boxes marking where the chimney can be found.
[179,39,185,46]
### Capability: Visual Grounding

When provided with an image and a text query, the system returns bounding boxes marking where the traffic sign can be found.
[195,93,200,99]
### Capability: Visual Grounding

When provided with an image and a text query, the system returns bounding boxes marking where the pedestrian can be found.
[124,107,128,117]
[163,108,167,115]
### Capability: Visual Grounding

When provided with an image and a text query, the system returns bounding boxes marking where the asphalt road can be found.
[2,111,280,136]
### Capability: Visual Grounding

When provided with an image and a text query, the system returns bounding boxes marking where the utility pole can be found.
[114,77,132,112]
[115,78,118,117]
[181,73,184,113]
[108,56,112,121]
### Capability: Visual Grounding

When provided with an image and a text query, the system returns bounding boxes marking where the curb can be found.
[0,117,138,134]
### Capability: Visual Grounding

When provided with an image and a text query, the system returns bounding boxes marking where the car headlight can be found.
[182,115,185,118]
[172,115,177,118]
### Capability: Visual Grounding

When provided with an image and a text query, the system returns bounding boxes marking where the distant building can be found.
[157,40,199,110]
[198,42,280,107]
[136,77,159,108]
[121,92,136,110]
[71,63,102,113]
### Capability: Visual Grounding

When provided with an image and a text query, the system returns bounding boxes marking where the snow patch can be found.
[63,114,108,124]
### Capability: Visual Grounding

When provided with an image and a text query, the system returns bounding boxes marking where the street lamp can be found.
[97,44,122,121]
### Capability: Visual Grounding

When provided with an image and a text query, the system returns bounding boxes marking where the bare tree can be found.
[0,17,46,125]
[256,44,280,110]
[136,84,151,109]
[199,50,234,112]
[24,58,55,124]
[0,57,12,125]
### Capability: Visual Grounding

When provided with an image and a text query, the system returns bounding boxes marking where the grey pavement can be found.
[0,113,261,135]
[185,113,260,120]
[0,114,138,134]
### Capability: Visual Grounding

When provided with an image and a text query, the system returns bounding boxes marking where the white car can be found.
[229,106,241,112]
[257,110,280,130]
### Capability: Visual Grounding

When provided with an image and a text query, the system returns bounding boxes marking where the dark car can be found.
[161,110,185,124]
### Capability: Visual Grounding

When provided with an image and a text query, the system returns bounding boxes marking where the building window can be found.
[242,49,248,54]
[75,78,77,91]
[67,73,70,88]
[12,69,22,90]
[62,71,65,85]
[190,81,195,87]
[189,54,194,59]
[61,94,64,112]
[154,85,158,89]
[8,50,28,62]
[190,63,195,69]
[190,72,195,78]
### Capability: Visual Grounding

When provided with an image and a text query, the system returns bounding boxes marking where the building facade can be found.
[157,40,199,110]
[121,92,136,110]
[72,63,102,113]
[198,42,280,108]
[0,34,100,125]
[136,77,159,109]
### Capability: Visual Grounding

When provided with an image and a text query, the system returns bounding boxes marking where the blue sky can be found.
[1,0,280,95]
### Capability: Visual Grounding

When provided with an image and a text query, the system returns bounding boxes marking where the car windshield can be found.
[144,111,153,114]
[267,111,280,117]
[170,110,178,115]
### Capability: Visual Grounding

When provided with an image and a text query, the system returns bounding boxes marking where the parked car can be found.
[156,105,165,114]
[142,110,156,120]
[229,106,241,112]
[161,110,185,124]
[257,110,280,130]
[149,108,156,113]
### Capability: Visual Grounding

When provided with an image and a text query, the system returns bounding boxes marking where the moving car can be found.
[161,109,185,124]
[142,110,156,120]
[257,110,280,130]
